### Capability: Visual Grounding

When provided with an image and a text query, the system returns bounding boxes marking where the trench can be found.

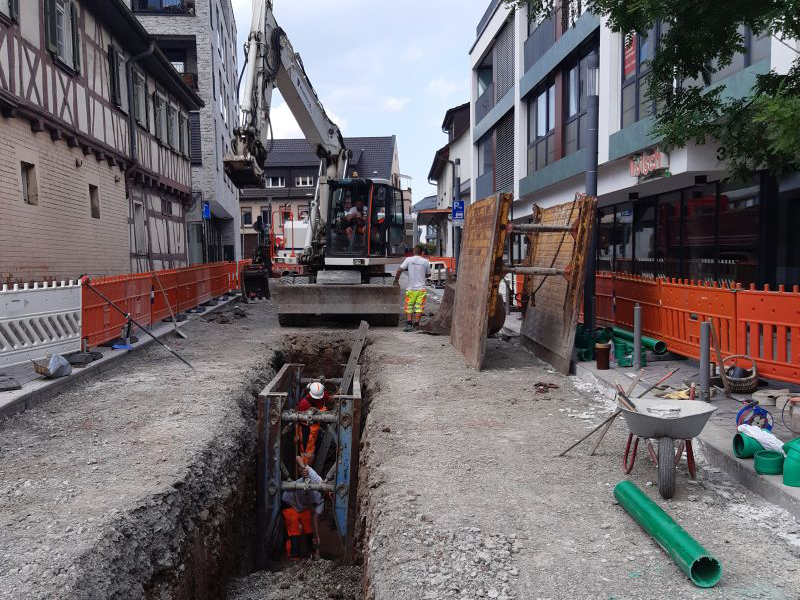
[126,332,375,600]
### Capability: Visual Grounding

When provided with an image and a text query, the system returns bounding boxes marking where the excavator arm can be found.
[226,0,348,244]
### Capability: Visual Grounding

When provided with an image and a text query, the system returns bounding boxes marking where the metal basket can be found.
[722,355,759,394]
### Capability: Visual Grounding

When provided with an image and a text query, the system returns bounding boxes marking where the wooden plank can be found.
[339,320,369,395]
[450,193,512,370]
[520,193,597,374]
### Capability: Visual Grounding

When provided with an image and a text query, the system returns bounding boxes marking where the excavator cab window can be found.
[329,182,370,255]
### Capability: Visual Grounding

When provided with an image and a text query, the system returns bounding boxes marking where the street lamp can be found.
[583,51,600,336]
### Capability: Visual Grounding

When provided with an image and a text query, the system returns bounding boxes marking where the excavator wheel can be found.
[278,314,298,327]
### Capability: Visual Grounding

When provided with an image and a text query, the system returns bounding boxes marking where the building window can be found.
[161,198,173,215]
[241,209,252,226]
[108,45,124,108]
[265,177,285,188]
[46,0,80,72]
[0,0,19,21]
[89,184,100,219]
[153,93,166,140]
[164,49,186,74]
[564,51,593,156]
[216,7,222,53]
[20,162,38,205]
[133,71,148,127]
[261,208,271,225]
[621,25,663,128]
[527,83,556,173]
[295,176,314,187]
[167,105,177,147]
[179,113,189,155]
[134,0,193,13]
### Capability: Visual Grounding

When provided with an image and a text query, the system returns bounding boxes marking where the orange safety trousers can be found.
[296,407,327,466]
[282,507,313,560]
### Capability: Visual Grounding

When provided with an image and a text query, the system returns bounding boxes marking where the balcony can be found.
[475,82,494,125]
[181,72,198,90]
[524,15,555,73]
[132,0,195,15]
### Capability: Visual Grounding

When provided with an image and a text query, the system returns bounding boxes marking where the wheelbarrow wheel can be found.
[658,437,676,499]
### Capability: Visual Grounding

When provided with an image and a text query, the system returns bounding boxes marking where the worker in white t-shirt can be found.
[394,244,431,331]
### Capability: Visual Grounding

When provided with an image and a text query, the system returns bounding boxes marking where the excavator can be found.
[225,0,405,326]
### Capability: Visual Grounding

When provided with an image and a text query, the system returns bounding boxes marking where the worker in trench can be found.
[281,456,325,560]
[296,381,330,466]
[394,243,431,332]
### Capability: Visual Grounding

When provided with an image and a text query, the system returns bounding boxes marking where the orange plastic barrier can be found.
[429,256,455,272]
[615,274,662,339]
[210,263,229,298]
[737,285,800,383]
[82,273,152,346]
[595,272,614,327]
[660,278,737,360]
[176,266,201,313]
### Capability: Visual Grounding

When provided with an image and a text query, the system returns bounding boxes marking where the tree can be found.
[503,0,800,180]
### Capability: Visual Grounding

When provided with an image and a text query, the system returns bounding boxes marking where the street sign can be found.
[202,201,211,220]
[452,200,465,225]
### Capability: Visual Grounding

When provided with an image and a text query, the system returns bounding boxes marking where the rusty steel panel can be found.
[520,193,597,373]
[450,193,512,370]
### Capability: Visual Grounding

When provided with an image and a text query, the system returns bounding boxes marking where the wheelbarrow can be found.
[618,398,717,499]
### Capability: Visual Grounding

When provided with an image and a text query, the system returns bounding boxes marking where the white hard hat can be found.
[308,382,325,400]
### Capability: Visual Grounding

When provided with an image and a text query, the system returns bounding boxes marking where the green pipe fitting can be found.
[783,441,800,487]
[596,327,614,343]
[613,327,668,355]
[754,450,784,475]
[732,433,764,458]
[614,481,722,588]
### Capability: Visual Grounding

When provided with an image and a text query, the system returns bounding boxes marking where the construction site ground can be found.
[1,294,799,600]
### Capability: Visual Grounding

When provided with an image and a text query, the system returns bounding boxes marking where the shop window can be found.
[596,207,614,271]
[633,202,656,276]
[656,192,682,279]
[527,82,556,174]
[684,185,717,282]
[776,187,800,286]
[20,162,38,205]
[89,185,100,219]
[615,203,634,273]
[718,180,759,286]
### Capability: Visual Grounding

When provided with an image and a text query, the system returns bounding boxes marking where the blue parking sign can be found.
[452,200,465,224]
[202,201,211,220]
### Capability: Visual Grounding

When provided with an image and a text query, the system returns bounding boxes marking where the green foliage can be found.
[503,0,800,179]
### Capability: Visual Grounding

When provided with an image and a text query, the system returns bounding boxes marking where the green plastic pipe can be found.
[613,327,668,354]
[614,481,722,588]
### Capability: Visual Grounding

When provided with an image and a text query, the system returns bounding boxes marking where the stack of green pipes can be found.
[611,326,669,367]
[612,337,647,367]
[574,326,615,362]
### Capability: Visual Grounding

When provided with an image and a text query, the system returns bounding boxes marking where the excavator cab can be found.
[326,179,406,259]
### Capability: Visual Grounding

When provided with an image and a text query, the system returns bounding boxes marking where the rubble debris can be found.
[534,382,559,394]
[0,375,22,391]
[226,561,361,600]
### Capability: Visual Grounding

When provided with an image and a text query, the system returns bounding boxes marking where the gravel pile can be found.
[226,561,362,600]
[366,492,523,600]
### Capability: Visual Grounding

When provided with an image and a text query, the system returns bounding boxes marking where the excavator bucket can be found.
[224,155,264,189]
[274,283,402,327]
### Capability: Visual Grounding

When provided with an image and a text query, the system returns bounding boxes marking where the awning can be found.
[416,208,451,227]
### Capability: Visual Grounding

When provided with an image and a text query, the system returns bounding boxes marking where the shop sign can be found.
[629,148,670,180]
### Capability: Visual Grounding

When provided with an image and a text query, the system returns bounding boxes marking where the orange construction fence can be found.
[82,262,241,347]
[582,273,800,385]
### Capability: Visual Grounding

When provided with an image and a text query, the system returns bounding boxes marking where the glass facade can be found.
[597,180,762,286]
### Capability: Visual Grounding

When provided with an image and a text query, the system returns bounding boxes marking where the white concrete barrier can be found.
[0,281,82,368]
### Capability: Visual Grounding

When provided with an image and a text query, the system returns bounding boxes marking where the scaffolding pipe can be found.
[281,411,339,424]
[281,481,336,493]
[508,223,574,233]
[502,266,567,276]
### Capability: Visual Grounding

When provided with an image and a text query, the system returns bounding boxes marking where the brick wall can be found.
[0,118,129,282]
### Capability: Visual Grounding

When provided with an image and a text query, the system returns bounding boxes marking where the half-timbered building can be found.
[0,0,203,281]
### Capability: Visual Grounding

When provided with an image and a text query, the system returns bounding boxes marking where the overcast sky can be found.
[230,0,487,201]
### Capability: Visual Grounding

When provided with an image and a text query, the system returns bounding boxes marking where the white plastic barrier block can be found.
[0,280,82,369]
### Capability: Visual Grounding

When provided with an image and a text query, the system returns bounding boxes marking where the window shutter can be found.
[132,75,141,122]
[153,93,162,140]
[10,0,18,20]
[142,73,150,128]
[495,113,515,192]
[189,111,202,165]
[108,46,119,105]
[70,2,81,72]
[44,0,58,54]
